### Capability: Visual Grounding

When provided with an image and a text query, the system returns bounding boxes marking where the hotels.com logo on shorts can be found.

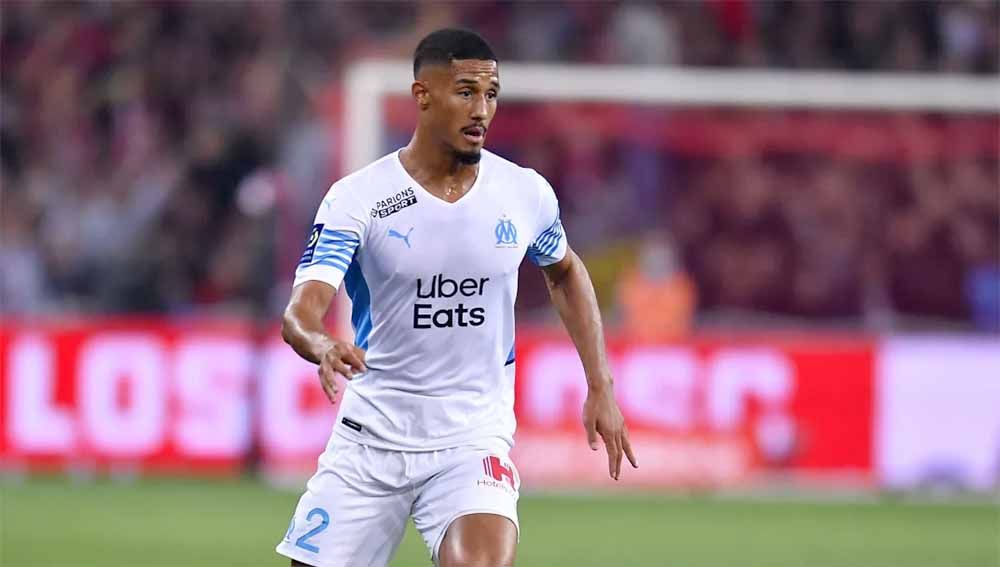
[478,455,518,494]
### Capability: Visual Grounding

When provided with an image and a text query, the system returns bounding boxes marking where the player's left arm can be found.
[541,247,638,480]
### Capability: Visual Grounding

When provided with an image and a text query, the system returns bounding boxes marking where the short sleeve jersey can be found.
[294,149,567,451]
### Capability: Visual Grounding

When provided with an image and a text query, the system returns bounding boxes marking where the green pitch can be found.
[1,476,996,567]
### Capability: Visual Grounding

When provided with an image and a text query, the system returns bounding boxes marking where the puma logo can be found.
[388,227,414,248]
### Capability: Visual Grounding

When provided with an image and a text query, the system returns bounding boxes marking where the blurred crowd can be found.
[1,1,998,331]
[668,151,999,331]
[476,0,1000,72]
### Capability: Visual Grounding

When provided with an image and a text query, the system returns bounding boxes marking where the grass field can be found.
[1,476,997,567]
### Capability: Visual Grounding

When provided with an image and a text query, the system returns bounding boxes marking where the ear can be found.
[412,81,431,110]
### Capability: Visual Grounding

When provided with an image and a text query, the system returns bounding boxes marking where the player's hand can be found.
[318,341,366,403]
[582,384,638,480]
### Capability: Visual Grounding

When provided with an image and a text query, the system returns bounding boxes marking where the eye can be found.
[487,91,497,100]
[459,90,472,98]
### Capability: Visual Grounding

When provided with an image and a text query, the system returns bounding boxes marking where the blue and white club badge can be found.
[495,215,518,248]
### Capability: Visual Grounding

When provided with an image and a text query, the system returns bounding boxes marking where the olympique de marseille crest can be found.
[494,215,518,248]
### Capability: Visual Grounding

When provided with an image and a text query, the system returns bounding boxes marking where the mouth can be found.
[461,125,486,144]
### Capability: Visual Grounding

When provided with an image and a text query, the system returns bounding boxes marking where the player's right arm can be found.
[282,281,366,404]
[282,183,370,404]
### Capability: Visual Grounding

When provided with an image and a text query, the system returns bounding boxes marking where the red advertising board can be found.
[0,320,874,487]
[511,333,874,487]
[0,319,335,475]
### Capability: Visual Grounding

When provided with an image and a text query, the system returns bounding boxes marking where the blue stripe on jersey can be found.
[505,343,515,366]
[315,242,358,251]
[300,227,359,267]
[313,255,350,272]
[549,219,562,244]
[526,245,544,264]
[535,228,559,256]
[531,233,550,254]
[538,216,560,235]
[318,237,359,246]
[301,247,355,271]
[343,256,372,350]
[316,246,357,260]
[300,227,359,269]
[315,244,357,254]
[540,225,563,256]
[319,228,358,240]
[528,218,563,263]
[313,246,355,259]
[317,238,356,248]
[313,247,354,261]
[533,219,560,247]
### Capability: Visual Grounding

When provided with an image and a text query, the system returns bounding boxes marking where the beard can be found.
[454,148,482,165]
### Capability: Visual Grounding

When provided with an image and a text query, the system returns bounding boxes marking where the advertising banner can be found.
[0,320,332,475]
[511,333,874,487]
[0,320,882,488]
[876,337,1000,491]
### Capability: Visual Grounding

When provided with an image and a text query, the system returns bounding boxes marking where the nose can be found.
[470,94,488,121]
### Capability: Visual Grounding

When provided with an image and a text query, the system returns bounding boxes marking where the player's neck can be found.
[400,134,479,201]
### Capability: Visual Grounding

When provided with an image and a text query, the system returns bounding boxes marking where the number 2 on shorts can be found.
[294,507,330,553]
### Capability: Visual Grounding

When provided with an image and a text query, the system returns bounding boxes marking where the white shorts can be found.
[275,434,520,567]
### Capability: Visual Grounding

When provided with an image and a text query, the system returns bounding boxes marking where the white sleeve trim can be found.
[293,263,348,291]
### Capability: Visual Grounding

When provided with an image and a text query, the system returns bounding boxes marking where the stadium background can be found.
[1,2,998,566]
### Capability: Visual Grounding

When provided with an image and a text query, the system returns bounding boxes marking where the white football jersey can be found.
[293,149,567,451]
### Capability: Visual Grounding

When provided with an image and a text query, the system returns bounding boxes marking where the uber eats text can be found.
[414,274,488,328]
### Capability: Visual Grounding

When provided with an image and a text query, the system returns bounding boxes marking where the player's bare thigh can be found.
[438,513,517,567]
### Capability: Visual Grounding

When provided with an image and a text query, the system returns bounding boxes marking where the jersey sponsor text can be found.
[413,274,489,328]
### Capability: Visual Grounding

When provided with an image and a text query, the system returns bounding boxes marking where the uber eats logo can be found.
[414,274,489,328]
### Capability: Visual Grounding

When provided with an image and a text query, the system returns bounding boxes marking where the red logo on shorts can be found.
[483,455,517,490]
